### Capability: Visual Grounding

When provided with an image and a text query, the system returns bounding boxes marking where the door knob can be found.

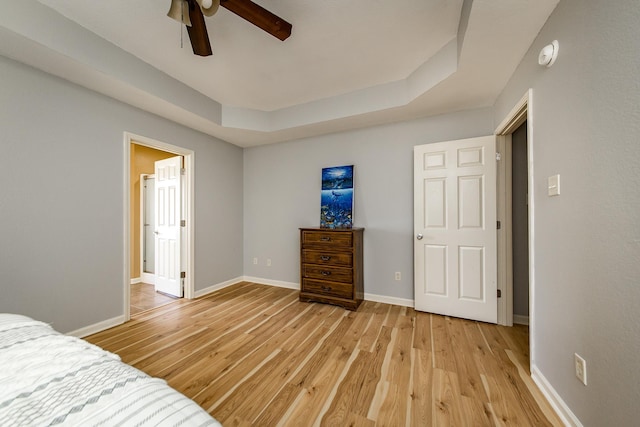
[416,233,423,240]
[154,231,160,235]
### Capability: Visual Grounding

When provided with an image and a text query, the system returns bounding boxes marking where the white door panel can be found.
[154,156,183,298]
[143,176,155,275]
[414,136,497,323]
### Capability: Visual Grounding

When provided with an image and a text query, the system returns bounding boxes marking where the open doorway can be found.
[131,145,175,284]
[123,132,195,321]
[130,145,178,314]
[511,122,530,326]
[495,90,534,370]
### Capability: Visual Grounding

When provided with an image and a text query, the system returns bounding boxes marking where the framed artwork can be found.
[320,165,354,228]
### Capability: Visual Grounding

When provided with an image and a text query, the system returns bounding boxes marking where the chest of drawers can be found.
[299,227,364,310]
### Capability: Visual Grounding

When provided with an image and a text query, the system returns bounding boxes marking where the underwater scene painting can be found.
[320,165,354,228]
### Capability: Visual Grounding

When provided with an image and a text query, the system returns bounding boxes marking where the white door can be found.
[414,136,497,323]
[154,156,183,297]
[143,176,155,275]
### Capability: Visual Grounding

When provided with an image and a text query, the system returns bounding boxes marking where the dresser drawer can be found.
[301,230,352,247]
[302,279,353,299]
[303,264,353,283]
[302,250,353,267]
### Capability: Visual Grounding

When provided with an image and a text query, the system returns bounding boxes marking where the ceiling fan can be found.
[167,0,292,57]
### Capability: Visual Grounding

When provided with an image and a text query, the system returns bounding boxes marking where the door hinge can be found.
[497,220,501,230]
[180,219,186,227]
[497,289,502,298]
[180,271,186,279]
[496,152,502,161]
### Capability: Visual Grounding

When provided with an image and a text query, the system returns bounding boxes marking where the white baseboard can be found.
[193,276,298,299]
[130,277,141,285]
[194,276,414,308]
[514,314,530,325]
[242,276,299,290]
[364,292,414,307]
[531,364,582,427]
[194,276,245,298]
[141,272,155,285]
[66,315,125,339]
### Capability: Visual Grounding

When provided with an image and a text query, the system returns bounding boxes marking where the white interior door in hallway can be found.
[142,175,155,284]
[414,136,497,323]
[154,156,183,298]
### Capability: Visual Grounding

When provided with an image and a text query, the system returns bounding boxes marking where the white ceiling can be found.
[1,0,559,147]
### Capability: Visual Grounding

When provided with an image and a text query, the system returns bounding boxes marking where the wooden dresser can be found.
[299,227,364,310]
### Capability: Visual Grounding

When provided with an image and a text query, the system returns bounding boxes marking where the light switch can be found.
[548,174,560,196]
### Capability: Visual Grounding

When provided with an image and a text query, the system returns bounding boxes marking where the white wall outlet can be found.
[395,272,401,281]
[267,259,272,267]
[253,257,258,265]
[575,353,587,385]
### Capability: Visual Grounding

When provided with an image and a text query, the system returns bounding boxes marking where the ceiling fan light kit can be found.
[196,0,220,17]
[169,0,292,57]
[167,0,192,26]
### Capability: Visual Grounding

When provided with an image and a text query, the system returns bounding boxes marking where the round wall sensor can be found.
[538,40,559,67]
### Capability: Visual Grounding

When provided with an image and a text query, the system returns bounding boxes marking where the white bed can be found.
[0,314,222,427]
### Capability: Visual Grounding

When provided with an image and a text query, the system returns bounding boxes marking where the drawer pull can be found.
[322,286,332,292]
[320,255,331,261]
[320,237,331,241]
[321,271,331,276]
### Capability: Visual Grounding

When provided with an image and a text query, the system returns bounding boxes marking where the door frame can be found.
[123,132,195,321]
[495,90,534,347]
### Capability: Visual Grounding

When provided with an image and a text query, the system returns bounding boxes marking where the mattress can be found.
[0,314,221,426]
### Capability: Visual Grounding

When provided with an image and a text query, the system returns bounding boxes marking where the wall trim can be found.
[364,292,414,307]
[130,277,141,285]
[513,314,530,325]
[531,365,583,427]
[242,277,415,307]
[194,276,298,299]
[66,315,125,338]
[195,276,415,308]
[141,272,155,284]
[242,276,299,290]
[193,276,245,298]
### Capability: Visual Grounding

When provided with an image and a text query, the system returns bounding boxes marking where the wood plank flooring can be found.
[130,282,178,315]
[86,282,562,426]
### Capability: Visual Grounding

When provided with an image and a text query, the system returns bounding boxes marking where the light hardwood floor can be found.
[130,282,178,315]
[87,282,562,426]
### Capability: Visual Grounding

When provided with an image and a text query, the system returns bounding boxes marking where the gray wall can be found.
[243,108,494,300]
[0,56,243,333]
[494,0,640,425]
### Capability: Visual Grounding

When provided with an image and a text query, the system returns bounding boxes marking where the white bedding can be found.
[0,314,221,427]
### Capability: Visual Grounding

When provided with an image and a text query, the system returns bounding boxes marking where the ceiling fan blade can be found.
[186,0,213,56]
[220,0,292,41]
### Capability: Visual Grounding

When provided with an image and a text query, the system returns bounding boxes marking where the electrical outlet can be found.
[575,353,587,385]
[253,257,258,265]
[267,259,272,267]
[395,272,401,281]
